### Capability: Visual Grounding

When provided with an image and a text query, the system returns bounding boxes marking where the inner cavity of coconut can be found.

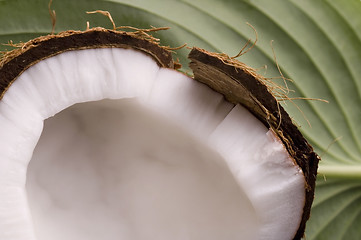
[0,48,305,240]
[26,99,259,240]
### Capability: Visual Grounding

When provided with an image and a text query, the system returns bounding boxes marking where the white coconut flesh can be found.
[0,47,306,240]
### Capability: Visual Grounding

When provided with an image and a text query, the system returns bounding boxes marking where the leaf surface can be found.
[1,0,361,239]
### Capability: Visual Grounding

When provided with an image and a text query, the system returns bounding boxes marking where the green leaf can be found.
[1,0,361,239]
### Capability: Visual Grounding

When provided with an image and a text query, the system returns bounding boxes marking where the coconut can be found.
[0,27,318,240]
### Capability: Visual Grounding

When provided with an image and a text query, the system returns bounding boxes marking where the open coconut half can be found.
[0,28,318,240]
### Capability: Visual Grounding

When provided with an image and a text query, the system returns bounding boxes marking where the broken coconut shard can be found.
[0,27,319,240]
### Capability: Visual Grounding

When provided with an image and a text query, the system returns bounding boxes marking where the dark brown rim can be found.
[0,28,174,100]
[189,47,319,240]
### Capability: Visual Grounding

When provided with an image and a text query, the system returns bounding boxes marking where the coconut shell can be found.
[0,28,318,240]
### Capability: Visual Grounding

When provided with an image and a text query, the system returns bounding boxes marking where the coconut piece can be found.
[189,47,319,240]
[0,28,318,240]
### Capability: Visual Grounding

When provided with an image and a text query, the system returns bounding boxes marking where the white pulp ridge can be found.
[0,48,305,240]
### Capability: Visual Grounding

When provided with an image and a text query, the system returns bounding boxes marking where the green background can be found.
[1,0,361,239]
